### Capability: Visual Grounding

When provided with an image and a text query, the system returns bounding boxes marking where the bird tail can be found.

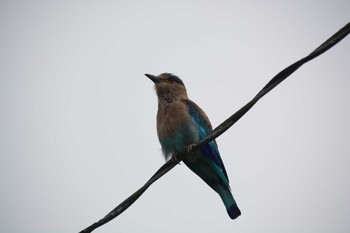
[216,185,241,219]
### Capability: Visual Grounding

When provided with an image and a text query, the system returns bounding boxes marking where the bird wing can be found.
[182,99,229,182]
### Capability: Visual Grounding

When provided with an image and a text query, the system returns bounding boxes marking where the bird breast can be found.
[156,101,198,157]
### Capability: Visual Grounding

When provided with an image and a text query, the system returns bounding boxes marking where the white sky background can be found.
[1,1,350,232]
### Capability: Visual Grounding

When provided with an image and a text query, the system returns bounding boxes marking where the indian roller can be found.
[146,73,241,219]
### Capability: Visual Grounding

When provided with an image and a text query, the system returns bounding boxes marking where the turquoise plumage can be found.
[146,73,241,219]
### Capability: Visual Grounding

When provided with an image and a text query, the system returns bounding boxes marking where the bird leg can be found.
[171,153,181,164]
[187,143,196,153]
[171,144,196,164]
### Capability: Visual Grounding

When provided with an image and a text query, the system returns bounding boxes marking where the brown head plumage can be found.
[145,73,188,103]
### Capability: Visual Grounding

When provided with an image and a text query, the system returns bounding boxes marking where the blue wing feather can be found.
[183,99,229,182]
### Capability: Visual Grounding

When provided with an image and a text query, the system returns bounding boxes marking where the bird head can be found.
[145,73,188,103]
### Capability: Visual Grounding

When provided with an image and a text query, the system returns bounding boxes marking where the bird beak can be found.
[145,73,159,83]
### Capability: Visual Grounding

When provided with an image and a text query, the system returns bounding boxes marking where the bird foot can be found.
[187,143,196,153]
[171,144,196,164]
[171,154,181,164]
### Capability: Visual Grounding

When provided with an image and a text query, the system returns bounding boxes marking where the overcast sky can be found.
[1,1,350,233]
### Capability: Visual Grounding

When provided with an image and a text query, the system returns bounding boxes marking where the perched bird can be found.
[146,73,241,219]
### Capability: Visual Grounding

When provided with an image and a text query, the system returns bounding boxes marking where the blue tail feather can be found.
[216,185,241,219]
[227,204,241,219]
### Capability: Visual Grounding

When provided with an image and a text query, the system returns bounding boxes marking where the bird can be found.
[146,72,241,219]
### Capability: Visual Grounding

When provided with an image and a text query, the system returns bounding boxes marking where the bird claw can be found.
[187,144,195,153]
[171,154,181,164]
[171,144,196,164]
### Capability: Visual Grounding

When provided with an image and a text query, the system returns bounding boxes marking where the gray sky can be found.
[1,1,350,232]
